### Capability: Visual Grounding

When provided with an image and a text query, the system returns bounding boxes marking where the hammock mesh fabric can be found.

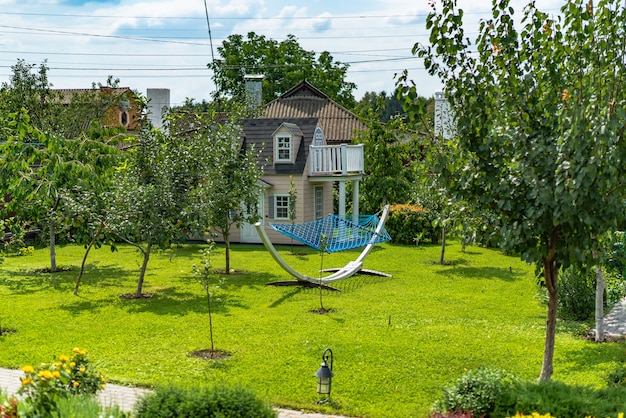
[269,214,391,253]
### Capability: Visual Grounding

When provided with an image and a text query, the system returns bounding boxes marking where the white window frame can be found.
[275,135,292,162]
[274,194,291,220]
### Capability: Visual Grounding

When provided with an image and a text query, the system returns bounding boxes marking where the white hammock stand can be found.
[255,205,391,291]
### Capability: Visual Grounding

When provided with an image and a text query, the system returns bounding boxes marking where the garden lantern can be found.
[315,348,334,400]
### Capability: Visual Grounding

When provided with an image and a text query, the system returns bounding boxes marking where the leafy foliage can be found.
[433,367,511,417]
[400,0,626,380]
[209,32,356,108]
[354,113,418,214]
[134,385,276,418]
[385,203,440,245]
[18,348,106,416]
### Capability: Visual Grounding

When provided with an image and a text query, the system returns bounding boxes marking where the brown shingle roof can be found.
[262,81,365,144]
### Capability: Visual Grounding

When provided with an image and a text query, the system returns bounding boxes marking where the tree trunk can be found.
[206,287,214,352]
[135,242,152,297]
[49,219,57,274]
[595,263,605,342]
[224,232,231,274]
[439,226,446,265]
[74,222,104,295]
[539,257,558,381]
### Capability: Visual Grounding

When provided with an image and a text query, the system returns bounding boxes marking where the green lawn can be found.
[0,241,624,417]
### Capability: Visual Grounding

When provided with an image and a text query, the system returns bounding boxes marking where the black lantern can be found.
[315,348,334,400]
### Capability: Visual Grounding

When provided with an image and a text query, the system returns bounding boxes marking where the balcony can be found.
[309,144,364,177]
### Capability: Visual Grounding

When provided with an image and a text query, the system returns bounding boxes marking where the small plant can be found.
[508,414,554,418]
[433,367,511,418]
[192,242,223,355]
[18,348,106,416]
[134,385,276,418]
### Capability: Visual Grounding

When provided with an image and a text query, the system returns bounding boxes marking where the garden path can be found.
[0,367,347,417]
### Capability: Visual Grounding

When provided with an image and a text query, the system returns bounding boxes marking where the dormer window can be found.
[273,122,302,164]
[276,135,292,162]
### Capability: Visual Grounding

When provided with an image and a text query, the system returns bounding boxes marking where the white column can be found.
[339,181,346,219]
[352,179,360,224]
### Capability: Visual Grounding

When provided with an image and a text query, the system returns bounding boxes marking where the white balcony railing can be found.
[309,144,364,176]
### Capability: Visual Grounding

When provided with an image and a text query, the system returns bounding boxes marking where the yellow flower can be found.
[20,377,33,386]
[619,414,624,418]
[561,89,569,101]
[73,381,80,387]
[72,347,81,354]
[59,355,69,362]
[21,365,34,374]
[41,370,53,379]
[52,371,61,378]
[79,367,86,373]
[70,362,76,367]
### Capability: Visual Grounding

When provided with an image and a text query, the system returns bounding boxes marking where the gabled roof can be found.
[263,81,365,144]
[273,122,303,138]
[242,117,319,176]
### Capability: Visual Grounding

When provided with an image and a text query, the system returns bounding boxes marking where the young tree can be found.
[0,110,119,276]
[208,32,356,108]
[200,113,264,274]
[399,0,626,380]
[0,61,125,274]
[109,119,209,297]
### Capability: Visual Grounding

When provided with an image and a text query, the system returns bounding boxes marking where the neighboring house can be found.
[231,80,367,245]
[54,87,143,133]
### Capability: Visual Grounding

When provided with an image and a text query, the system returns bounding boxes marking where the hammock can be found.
[268,213,391,253]
[255,205,392,290]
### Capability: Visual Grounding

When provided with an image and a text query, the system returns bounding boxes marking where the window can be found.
[276,136,292,162]
[274,194,290,219]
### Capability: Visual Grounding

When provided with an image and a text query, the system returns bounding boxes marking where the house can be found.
[231,80,367,245]
[236,116,364,245]
[54,87,143,133]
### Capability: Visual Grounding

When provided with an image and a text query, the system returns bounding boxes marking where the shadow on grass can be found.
[0,263,134,294]
[434,264,524,282]
[558,339,626,375]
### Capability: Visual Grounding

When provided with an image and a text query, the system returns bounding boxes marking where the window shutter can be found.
[268,195,274,219]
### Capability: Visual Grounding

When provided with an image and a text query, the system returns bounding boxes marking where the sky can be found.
[0,0,564,107]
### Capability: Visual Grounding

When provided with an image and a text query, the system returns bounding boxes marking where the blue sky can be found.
[0,0,563,106]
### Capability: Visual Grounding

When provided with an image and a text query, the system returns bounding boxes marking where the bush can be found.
[492,380,626,418]
[18,348,106,416]
[134,385,276,418]
[433,367,511,417]
[385,203,440,245]
[556,266,596,321]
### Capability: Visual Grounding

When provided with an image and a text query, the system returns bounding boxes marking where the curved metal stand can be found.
[255,205,391,289]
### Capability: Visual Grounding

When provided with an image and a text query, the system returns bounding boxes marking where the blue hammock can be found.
[269,214,391,253]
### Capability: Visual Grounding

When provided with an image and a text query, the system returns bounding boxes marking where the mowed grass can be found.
[0,241,624,417]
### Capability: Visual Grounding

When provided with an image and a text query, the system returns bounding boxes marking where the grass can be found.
[0,241,624,417]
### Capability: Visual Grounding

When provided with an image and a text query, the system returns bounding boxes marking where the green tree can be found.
[354,109,418,214]
[109,117,209,297]
[209,32,356,108]
[200,112,264,274]
[399,0,626,380]
[0,61,126,274]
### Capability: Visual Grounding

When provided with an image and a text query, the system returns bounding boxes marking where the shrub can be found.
[556,266,596,321]
[18,348,106,416]
[386,203,440,245]
[433,367,511,417]
[492,380,626,418]
[134,385,276,418]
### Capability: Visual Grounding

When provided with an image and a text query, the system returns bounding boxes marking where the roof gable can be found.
[263,81,365,145]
